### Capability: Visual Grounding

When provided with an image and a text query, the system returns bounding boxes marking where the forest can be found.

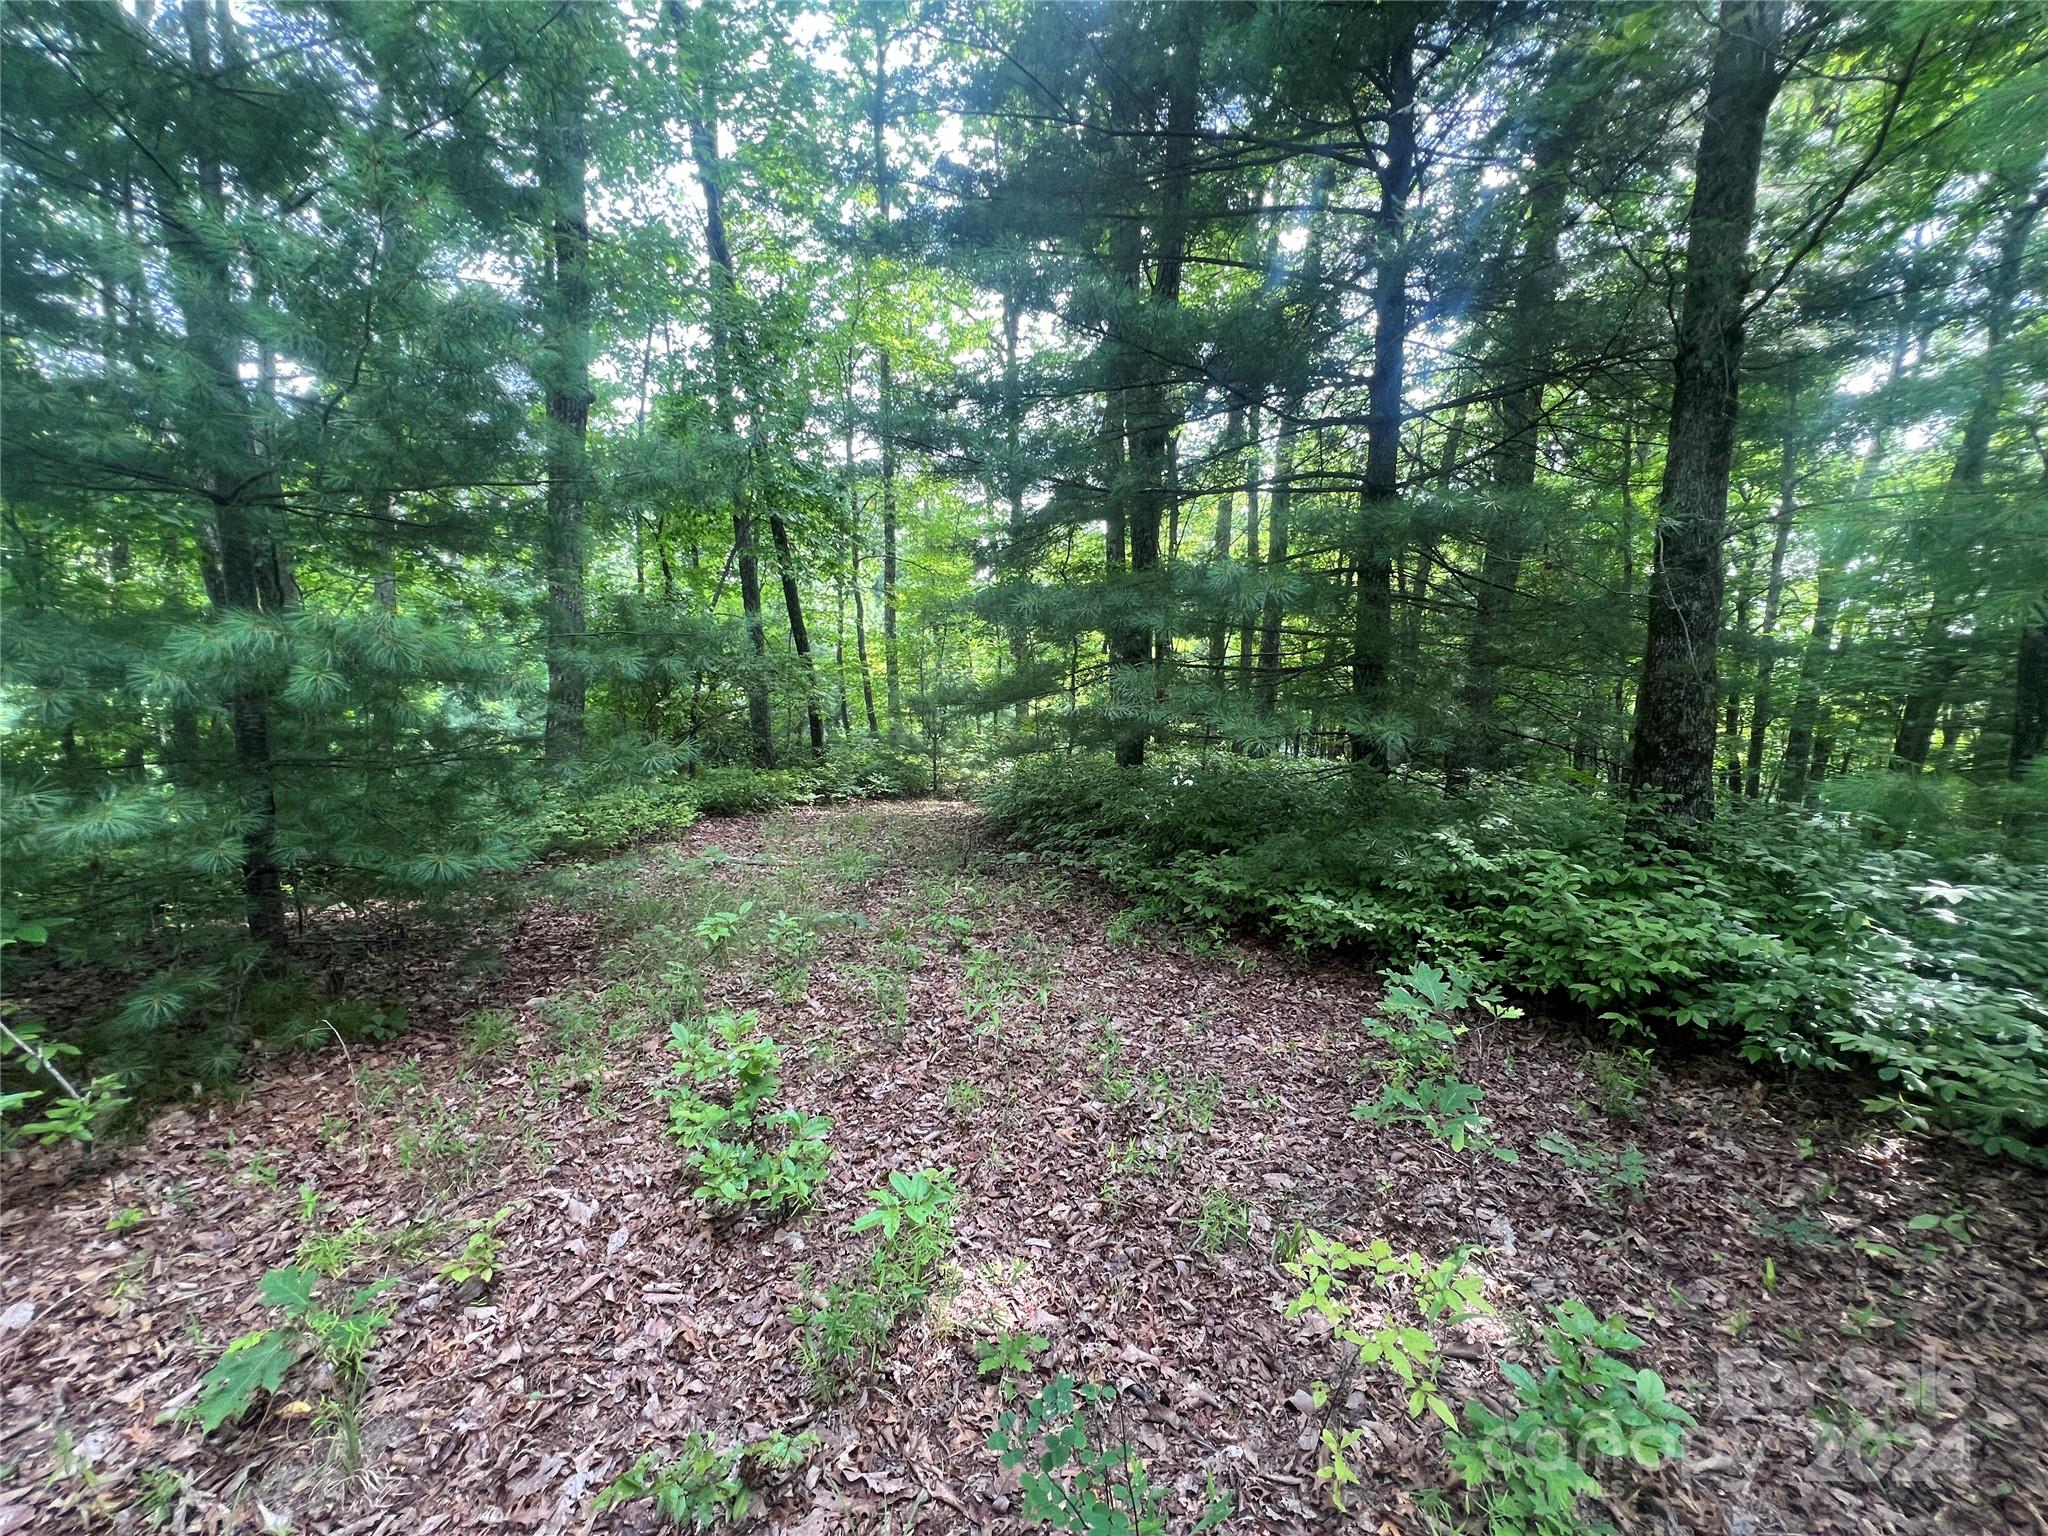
[1,0,2045,1533]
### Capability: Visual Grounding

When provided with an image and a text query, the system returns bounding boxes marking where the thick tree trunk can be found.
[1626,0,1785,828]
[539,15,591,762]
[1351,19,1417,770]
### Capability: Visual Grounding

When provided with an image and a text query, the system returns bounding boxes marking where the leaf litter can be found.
[2,801,2044,1535]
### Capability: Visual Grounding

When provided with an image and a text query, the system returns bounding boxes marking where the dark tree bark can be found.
[539,12,591,762]
[1451,103,1579,782]
[1351,14,1418,770]
[685,95,774,768]
[1776,562,1836,803]
[769,512,826,757]
[1126,5,1199,759]
[844,416,879,737]
[851,514,879,738]
[1255,415,1295,719]
[1207,401,1243,691]
[1626,0,1786,827]
[1237,404,1261,695]
[2012,625,2048,780]
[1002,281,1029,715]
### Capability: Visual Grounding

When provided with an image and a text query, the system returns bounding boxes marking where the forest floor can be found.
[3,800,2045,1536]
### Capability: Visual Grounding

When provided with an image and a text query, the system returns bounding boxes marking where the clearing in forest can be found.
[2,802,2043,1536]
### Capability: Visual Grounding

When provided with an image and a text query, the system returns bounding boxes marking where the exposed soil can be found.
[3,801,2043,1536]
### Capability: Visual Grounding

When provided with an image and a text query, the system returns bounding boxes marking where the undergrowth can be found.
[982,754,2048,1162]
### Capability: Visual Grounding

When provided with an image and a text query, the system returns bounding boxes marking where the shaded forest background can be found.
[3,0,2045,1162]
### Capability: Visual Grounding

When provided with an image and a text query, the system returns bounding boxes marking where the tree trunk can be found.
[540,13,591,762]
[2012,624,2048,780]
[1779,325,1911,797]
[1723,542,1752,797]
[1003,282,1028,718]
[1256,415,1295,719]
[1351,18,1417,770]
[1742,403,1798,795]
[1776,562,1837,802]
[679,29,776,769]
[769,512,826,756]
[1207,401,1243,691]
[1451,104,1578,782]
[1120,5,1199,761]
[171,0,285,947]
[869,14,901,730]
[1237,404,1262,695]
[1626,0,1786,828]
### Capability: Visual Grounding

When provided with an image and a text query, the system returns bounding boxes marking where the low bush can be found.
[592,1429,818,1529]
[3,744,922,1139]
[989,1374,1234,1534]
[178,1265,393,1436]
[981,755,2048,1161]
[1446,1302,1692,1536]
[794,1168,957,1396]
[661,1011,831,1216]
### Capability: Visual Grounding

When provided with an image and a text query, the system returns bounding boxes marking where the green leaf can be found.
[185,1330,297,1433]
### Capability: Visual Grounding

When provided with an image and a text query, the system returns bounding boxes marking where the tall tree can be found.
[538,10,593,762]
[1627,1,1787,825]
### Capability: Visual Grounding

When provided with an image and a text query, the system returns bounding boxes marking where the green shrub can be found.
[1445,1301,1693,1536]
[594,1434,752,1529]
[1354,963,1520,1161]
[795,1168,958,1396]
[988,1374,1233,1534]
[594,1428,821,1529]
[538,778,701,854]
[661,1011,830,1215]
[981,756,2048,1161]
[178,1265,393,1435]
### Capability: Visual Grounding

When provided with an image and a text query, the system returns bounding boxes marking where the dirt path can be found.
[3,801,2044,1536]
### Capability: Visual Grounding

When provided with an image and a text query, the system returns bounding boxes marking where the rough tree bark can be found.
[1626,0,1786,828]
[1351,14,1418,769]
